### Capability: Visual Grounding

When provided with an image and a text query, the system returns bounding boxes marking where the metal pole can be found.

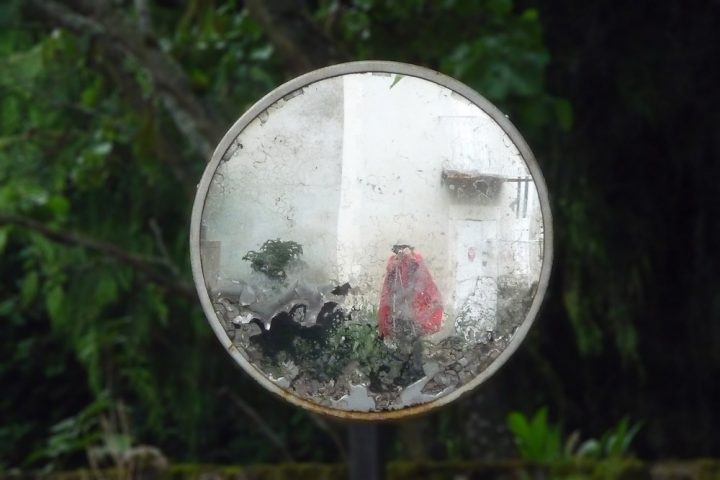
[348,423,383,480]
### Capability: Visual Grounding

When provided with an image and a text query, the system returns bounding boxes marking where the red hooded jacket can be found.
[378,249,443,337]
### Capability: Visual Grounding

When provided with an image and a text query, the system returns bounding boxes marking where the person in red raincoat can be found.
[378,245,443,339]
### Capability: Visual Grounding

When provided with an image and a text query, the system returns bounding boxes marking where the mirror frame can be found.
[190,61,553,420]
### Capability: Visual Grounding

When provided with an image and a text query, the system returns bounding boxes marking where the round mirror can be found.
[190,62,552,420]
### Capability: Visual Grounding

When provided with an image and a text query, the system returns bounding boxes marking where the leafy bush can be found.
[507,408,563,462]
[508,408,641,462]
[243,239,304,281]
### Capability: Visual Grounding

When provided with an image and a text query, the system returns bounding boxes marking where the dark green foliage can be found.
[507,408,562,462]
[247,304,424,391]
[574,418,642,461]
[310,322,381,381]
[507,409,641,462]
[0,3,315,468]
[1,0,719,470]
[288,320,422,390]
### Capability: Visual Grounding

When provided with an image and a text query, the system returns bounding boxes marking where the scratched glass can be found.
[192,65,551,419]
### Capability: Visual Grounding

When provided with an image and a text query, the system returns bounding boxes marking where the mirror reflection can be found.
[199,72,544,412]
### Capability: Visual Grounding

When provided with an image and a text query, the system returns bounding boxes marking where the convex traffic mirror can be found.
[190,61,552,420]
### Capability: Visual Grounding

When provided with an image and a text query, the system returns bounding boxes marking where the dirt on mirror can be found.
[195,68,548,415]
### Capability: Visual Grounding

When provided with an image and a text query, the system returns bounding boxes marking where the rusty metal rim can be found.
[189,61,554,421]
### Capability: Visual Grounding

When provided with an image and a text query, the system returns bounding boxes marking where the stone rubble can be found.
[211,279,534,411]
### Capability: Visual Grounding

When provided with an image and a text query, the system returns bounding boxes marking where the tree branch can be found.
[25,0,224,160]
[219,387,296,463]
[308,413,348,460]
[149,217,180,276]
[133,0,153,37]
[0,214,196,300]
[245,0,349,75]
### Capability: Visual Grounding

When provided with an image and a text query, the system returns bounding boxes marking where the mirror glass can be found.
[196,70,548,415]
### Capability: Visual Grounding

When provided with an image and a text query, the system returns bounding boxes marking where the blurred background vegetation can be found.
[1,0,719,472]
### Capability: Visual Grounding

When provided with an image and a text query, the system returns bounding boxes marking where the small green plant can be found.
[243,239,304,280]
[572,417,642,460]
[292,320,410,387]
[30,394,166,478]
[507,408,642,463]
[31,395,111,472]
[279,314,425,391]
[507,407,563,462]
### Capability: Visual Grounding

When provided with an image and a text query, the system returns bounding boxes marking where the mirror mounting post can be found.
[348,423,383,480]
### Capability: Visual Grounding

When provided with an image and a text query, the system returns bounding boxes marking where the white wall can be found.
[201,77,345,292]
[199,72,544,332]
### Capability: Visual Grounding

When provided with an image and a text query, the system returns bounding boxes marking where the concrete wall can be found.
[199,73,544,332]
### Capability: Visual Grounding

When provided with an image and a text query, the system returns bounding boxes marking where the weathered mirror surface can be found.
[191,63,552,419]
